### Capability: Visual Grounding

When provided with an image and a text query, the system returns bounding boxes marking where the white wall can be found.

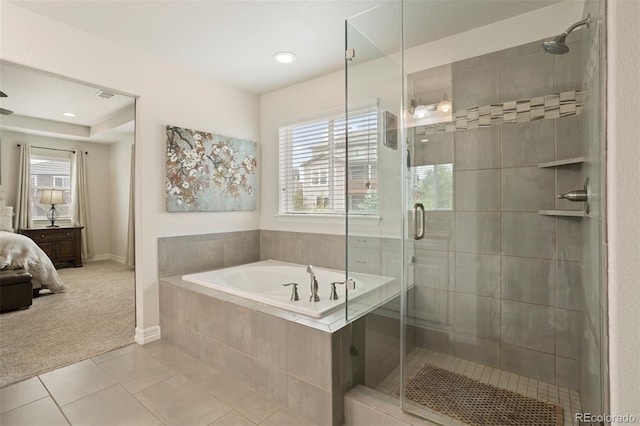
[0,131,112,257]
[0,2,260,342]
[607,0,640,417]
[260,71,342,235]
[109,138,133,263]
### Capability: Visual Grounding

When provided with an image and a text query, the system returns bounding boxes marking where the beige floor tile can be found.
[40,359,116,406]
[229,390,279,424]
[261,407,316,426]
[140,340,218,384]
[98,349,174,394]
[0,377,49,414]
[135,375,231,426]
[92,343,141,364]
[209,410,256,426]
[199,373,253,406]
[0,396,68,426]
[62,384,160,426]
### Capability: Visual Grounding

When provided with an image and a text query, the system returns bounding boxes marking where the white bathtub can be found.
[182,260,394,318]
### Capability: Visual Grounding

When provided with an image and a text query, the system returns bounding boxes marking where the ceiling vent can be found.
[94,90,116,100]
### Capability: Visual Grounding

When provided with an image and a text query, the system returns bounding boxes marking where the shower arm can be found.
[562,15,591,37]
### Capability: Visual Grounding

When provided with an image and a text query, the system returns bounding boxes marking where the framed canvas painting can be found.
[166,125,257,211]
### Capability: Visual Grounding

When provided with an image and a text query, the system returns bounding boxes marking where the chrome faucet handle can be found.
[329,281,345,300]
[282,283,300,301]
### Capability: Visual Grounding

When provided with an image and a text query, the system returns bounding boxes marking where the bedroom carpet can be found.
[0,260,135,388]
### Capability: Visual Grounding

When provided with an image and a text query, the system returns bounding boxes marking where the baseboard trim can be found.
[85,254,111,262]
[134,326,161,345]
[84,254,127,264]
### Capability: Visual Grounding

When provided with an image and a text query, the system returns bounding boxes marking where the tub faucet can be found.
[306,265,320,302]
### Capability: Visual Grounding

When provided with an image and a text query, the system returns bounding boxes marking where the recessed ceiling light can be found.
[63,112,76,117]
[273,52,296,64]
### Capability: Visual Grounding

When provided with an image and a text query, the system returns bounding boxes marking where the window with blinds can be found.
[30,154,73,220]
[279,108,379,216]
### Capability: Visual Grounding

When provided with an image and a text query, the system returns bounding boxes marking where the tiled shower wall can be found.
[408,36,588,390]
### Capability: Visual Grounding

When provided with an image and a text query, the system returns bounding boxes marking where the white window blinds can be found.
[279,107,379,216]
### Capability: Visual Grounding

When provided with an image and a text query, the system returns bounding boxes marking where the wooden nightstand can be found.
[20,226,84,268]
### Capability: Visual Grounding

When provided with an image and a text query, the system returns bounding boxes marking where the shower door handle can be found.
[414,203,425,240]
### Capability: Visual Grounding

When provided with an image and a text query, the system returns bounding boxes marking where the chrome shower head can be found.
[542,14,590,54]
[542,34,570,54]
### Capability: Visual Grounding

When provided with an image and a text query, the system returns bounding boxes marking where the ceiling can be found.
[9,0,565,95]
[1,0,565,143]
[0,62,136,143]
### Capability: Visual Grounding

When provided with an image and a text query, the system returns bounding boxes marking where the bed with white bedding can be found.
[0,231,66,293]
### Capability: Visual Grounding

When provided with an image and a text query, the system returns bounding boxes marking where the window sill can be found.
[275,214,381,226]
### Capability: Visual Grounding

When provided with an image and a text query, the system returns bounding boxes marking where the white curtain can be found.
[71,150,94,259]
[125,145,135,269]
[14,144,32,230]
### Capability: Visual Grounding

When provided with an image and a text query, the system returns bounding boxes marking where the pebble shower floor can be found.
[376,348,582,426]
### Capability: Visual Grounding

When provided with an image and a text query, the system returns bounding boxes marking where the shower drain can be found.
[405,363,563,426]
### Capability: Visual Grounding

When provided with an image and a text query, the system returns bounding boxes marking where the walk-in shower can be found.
[344,1,607,425]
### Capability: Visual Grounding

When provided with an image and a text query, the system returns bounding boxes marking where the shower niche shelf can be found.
[538,209,585,217]
[538,156,584,168]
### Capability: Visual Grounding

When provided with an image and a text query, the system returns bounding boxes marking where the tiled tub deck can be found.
[159,276,358,426]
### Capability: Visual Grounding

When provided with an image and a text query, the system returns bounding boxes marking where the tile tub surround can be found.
[260,230,346,271]
[158,230,260,278]
[159,277,364,426]
[159,230,348,282]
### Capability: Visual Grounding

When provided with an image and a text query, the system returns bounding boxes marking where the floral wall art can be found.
[166,125,257,212]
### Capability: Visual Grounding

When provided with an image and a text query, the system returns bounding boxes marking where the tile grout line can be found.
[0,394,50,418]
[36,375,72,426]
[71,352,165,425]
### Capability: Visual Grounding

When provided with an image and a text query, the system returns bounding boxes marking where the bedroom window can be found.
[278,107,378,216]
[30,155,72,221]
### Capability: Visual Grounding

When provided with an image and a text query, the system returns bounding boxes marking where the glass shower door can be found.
[345,2,404,325]
[399,1,607,424]
[345,1,607,425]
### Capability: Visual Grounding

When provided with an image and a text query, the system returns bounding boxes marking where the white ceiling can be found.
[1,0,565,143]
[9,0,565,95]
[0,62,136,143]
[0,63,134,126]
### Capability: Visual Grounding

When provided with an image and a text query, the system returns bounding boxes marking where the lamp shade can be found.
[40,189,65,205]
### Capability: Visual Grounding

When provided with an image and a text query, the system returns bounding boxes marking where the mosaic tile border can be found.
[416,90,584,136]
